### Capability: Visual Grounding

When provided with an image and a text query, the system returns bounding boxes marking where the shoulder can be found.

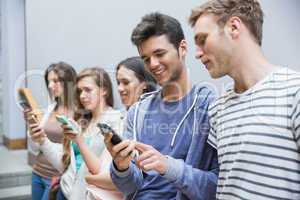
[263,67,300,97]
[208,85,233,116]
[194,83,218,109]
[102,107,123,122]
[127,90,160,116]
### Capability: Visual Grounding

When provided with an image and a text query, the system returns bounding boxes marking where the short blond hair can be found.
[189,0,264,45]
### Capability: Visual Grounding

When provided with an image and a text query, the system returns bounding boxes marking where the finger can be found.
[28,122,39,128]
[118,141,136,157]
[61,124,75,132]
[136,150,155,164]
[24,108,32,113]
[103,133,113,145]
[142,160,160,171]
[63,130,77,136]
[61,124,70,129]
[31,126,42,133]
[135,142,152,152]
[31,131,44,140]
[64,133,77,139]
[137,156,157,169]
[111,139,130,152]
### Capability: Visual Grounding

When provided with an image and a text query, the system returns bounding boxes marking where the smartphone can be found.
[97,123,122,145]
[56,115,80,134]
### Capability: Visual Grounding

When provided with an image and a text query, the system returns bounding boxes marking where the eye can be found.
[155,51,166,58]
[84,88,92,93]
[198,35,207,46]
[76,88,82,95]
[143,57,150,65]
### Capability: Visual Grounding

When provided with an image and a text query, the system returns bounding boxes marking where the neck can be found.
[161,67,192,101]
[91,102,108,122]
[56,104,73,117]
[229,42,278,93]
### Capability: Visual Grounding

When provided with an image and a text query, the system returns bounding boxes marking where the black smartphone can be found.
[97,123,122,145]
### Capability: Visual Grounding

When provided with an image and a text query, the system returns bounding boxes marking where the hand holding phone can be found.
[97,123,122,145]
[56,115,80,135]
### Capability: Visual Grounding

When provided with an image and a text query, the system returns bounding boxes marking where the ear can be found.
[101,87,108,97]
[178,39,188,58]
[225,16,242,40]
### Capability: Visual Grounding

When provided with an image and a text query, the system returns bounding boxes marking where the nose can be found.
[48,81,55,90]
[195,46,204,60]
[149,56,159,70]
[80,90,87,100]
[118,83,125,94]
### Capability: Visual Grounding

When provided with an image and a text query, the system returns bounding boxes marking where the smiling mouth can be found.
[152,68,164,76]
[120,95,128,99]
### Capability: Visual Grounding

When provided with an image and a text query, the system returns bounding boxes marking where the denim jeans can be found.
[31,172,51,200]
[56,187,67,200]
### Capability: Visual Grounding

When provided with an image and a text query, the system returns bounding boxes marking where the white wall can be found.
[25,0,300,108]
[1,0,26,139]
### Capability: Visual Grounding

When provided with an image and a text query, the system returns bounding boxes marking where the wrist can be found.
[74,135,84,144]
[113,161,129,172]
[38,136,46,145]
[159,155,168,175]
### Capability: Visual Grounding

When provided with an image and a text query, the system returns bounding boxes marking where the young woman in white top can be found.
[84,57,158,199]
[29,67,123,200]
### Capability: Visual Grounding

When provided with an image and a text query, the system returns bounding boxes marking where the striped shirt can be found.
[208,67,300,200]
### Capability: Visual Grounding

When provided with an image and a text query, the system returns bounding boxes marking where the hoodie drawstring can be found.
[170,93,199,147]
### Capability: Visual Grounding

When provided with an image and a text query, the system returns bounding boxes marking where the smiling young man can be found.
[105,12,218,200]
[189,0,300,199]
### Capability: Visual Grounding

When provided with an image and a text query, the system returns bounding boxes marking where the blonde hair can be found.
[189,0,264,46]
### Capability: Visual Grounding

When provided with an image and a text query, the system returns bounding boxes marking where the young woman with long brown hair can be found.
[28,67,123,199]
[24,61,77,200]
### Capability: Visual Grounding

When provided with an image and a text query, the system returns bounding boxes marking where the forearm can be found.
[163,157,218,200]
[76,137,101,174]
[86,172,117,190]
[40,138,64,172]
[110,161,143,196]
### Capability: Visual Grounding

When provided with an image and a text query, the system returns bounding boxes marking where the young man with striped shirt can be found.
[189,0,300,199]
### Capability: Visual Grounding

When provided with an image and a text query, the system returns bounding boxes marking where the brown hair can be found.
[189,0,264,45]
[61,67,114,171]
[44,62,77,171]
[76,67,114,109]
[131,12,185,49]
[62,67,114,170]
[116,56,157,93]
[44,61,77,110]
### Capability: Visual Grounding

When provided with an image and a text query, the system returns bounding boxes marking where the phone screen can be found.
[18,91,31,110]
[19,100,31,110]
